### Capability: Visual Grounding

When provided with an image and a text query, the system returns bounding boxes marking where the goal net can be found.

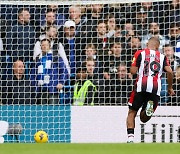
[0,0,180,143]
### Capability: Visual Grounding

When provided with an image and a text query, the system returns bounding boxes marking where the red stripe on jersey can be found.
[142,49,150,91]
[129,90,135,104]
[129,79,138,104]
[141,76,148,91]
[131,50,142,67]
[152,51,160,94]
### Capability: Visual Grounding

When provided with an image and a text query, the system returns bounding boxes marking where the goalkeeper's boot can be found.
[146,100,154,116]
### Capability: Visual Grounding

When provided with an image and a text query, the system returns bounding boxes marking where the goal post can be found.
[0,0,180,143]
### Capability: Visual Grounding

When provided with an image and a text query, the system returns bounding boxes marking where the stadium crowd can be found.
[0,1,180,105]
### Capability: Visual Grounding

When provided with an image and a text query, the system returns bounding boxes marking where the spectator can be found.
[139,2,156,21]
[123,22,134,32]
[160,44,180,104]
[153,0,180,35]
[85,4,104,33]
[33,25,70,75]
[135,7,149,36]
[166,0,180,31]
[59,20,85,76]
[79,44,103,76]
[5,8,36,62]
[48,5,66,26]
[114,25,122,38]
[122,21,136,41]
[167,65,180,106]
[107,62,133,105]
[108,3,136,23]
[88,20,108,55]
[73,67,97,106]
[103,39,125,80]
[40,7,65,34]
[105,14,116,38]
[68,5,87,36]
[84,57,105,105]
[166,23,180,47]
[1,60,34,104]
[163,44,180,71]
[141,21,169,52]
[30,39,68,104]
[126,36,142,69]
[86,56,97,80]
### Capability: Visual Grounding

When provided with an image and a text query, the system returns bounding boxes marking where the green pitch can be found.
[0,143,180,154]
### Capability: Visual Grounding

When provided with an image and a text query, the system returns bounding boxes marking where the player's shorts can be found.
[128,91,160,112]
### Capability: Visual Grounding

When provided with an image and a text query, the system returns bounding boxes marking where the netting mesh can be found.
[0,0,179,106]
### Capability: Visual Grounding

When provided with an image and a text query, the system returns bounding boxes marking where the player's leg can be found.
[140,108,152,123]
[126,109,137,143]
[140,93,159,123]
[127,91,143,143]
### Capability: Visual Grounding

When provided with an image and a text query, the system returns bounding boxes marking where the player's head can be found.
[147,37,160,50]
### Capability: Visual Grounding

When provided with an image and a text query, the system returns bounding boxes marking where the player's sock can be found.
[146,100,154,116]
[127,128,134,143]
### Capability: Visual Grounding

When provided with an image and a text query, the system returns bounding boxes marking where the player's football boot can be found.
[146,100,154,116]
[127,141,134,143]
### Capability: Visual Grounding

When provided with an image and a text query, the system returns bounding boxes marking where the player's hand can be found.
[56,83,63,90]
[168,88,175,96]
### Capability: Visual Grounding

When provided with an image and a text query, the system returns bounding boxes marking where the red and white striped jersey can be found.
[131,48,170,96]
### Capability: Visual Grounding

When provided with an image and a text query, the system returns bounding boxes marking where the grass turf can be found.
[0,143,180,154]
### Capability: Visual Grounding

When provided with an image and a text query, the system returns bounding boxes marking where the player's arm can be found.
[164,66,175,96]
[130,50,142,75]
[163,56,175,96]
[130,66,138,75]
